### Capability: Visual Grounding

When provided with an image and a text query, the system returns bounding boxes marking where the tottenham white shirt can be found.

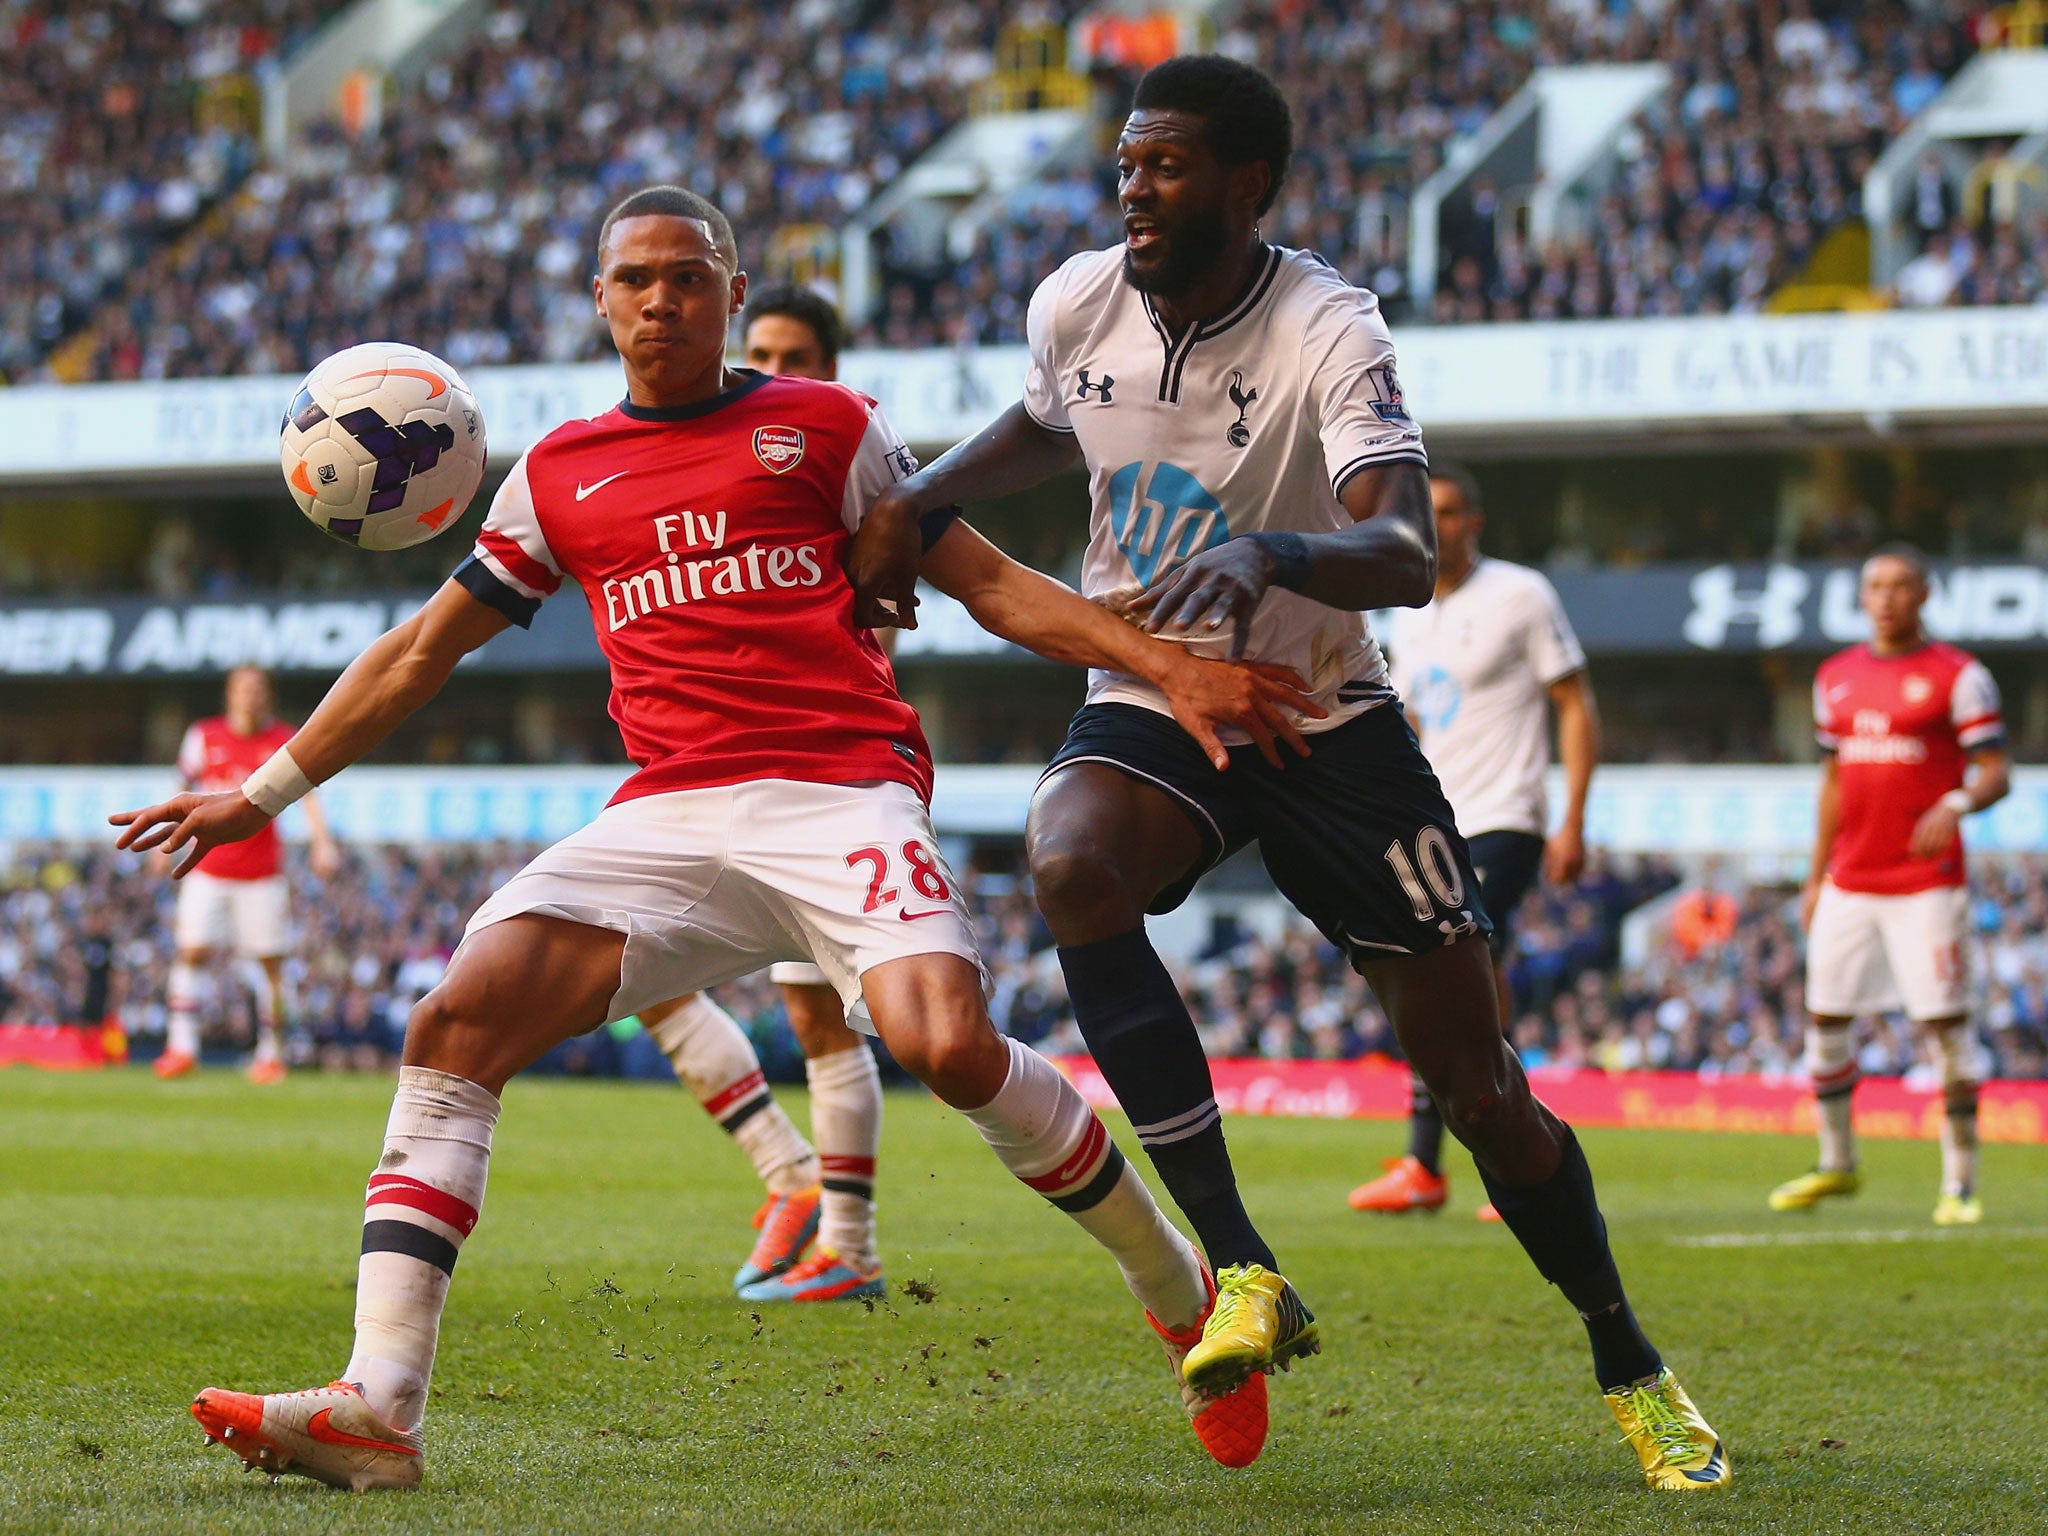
[1383,558,1586,839]
[1023,243,1428,738]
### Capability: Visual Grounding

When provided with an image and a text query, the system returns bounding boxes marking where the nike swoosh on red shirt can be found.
[898,908,953,922]
[307,1408,420,1457]
[575,471,630,500]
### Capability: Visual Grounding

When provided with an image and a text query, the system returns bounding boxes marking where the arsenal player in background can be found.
[158,665,340,1082]
[1772,546,2010,1225]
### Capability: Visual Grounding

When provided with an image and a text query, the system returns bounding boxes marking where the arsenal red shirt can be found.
[1813,640,2003,894]
[178,716,295,879]
[457,372,935,804]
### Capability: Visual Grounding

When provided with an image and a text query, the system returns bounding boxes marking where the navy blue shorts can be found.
[1043,702,1491,966]
[1465,830,1546,959]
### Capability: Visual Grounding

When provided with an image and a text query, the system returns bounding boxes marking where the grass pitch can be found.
[1,1070,2043,1536]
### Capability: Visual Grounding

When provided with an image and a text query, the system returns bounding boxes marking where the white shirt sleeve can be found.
[1522,572,1587,687]
[175,723,205,786]
[1952,658,2005,749]
[1813,666,1841,752]
[839,398,920,532]
[1022,264,1076,435]
[1303,284,1428,493]
[470,454,564,602]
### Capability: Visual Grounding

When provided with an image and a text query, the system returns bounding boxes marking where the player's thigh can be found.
[228,875,289,960]
[174,872,233,953]
[1247,705,1492,966]
[1877,885,1972,1022]
[730,778,987,1018]
[1805,882,1896,1018]
[410,914,626,1091]
[1028,703,1239,934]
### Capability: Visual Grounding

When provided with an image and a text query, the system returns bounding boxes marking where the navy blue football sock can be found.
[1406,1071,1445,1176]
[1477,1127,1662,1391]
[1057,929,1278,1274]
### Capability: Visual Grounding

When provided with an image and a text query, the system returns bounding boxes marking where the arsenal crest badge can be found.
[753,426,805,474]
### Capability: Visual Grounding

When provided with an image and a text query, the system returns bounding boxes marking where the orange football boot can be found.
[192,1379,422,1490]
[152,1050,197,1080]
[1347,1155,1448,1213]
[1150,1264,1270,1468]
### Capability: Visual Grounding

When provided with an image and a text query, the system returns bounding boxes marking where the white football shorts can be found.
[1806,881,1970,1022]
[767,961,831,987]
[463,778,985,1031]
[173,871,289,959]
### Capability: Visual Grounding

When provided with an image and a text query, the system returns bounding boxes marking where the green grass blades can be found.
[2,1069,2045,1535]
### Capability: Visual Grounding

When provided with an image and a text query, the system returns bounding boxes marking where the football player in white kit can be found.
[850,56,1725,1489]
[1348,464,1599,1220]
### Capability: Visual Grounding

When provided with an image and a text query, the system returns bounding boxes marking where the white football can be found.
[280,342,487,550]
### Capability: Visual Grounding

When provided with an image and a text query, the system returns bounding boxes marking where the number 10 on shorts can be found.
[847,841,954,913]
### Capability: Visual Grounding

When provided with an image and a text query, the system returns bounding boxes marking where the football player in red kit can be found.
[159,665,340,1083]
[114,185,1315,1488]
[1772,546,2010,1224]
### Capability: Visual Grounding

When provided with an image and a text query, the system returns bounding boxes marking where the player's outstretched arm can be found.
[848,404,1080,629]
[1129,461,1436,655]
[920,520,1324,769]
[111,581,510,875]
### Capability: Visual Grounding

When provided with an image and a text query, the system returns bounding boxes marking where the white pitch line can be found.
[1669,1226,2048,1249]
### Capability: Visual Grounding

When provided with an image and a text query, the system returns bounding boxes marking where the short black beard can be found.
[1120,211,1231,301]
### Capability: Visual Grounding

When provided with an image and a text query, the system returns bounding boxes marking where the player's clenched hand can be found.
[1543,823,1587,886]
[846,486,923,631]
[1128,538,1278,660]
[1156,654,1325,771]
[109,791,272,879]
[1908,799,1962,860]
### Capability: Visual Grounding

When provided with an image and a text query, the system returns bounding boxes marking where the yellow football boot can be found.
[1605,1368,1730,1491]
[1768,1168,1860,1211]
[1180,1263,1319,1397]
[1933,1193,1983,1226]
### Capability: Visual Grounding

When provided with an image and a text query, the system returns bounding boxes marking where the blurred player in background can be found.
[158,665,340,1083]
[1349,463,1598,1221]
[853,55,1724,1491]
[1773,546,2009,1225]
[118,186,1315,1487]
[636,286,893,1304]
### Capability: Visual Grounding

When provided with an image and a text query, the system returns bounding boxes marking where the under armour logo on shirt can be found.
[1074,369,1114,404]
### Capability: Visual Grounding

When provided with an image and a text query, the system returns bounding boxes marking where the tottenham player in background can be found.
[633,287,899,1305]
[850,55,1726,1490]
[159,665,340,1083]
[115,185,1318,1488]
[1349,464,1598,1221]
[1772,546,2009,1225]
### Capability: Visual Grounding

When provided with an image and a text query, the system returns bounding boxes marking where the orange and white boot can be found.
[247,1057,287,1086]
[1347,1155,1448,1213]
[191,1380,422,1490]
[152,1050,197,1080]
[1150,1265,1270,1468]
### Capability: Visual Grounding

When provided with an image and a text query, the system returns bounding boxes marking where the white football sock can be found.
[644,994,818,1196]
[1806,1024,1858,1173]
[166,961,201,1057]
[344,1067,499,1432]
[245,959,283,1064]
[962,1036,1206,1330]
[806,1044,881,1268]
[1930,1025,1984,1199]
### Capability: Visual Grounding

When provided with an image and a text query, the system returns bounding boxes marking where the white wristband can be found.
[240,745,314,818]
[1941,789,1974,816]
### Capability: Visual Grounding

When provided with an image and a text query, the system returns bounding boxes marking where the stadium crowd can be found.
[5,840,2041,1085]
[882,0,1989,343]
[3,0,2027,383]
[0,0,342,384]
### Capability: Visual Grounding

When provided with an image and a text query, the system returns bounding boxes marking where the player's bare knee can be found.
[896,1008,1004,1106]
[1027,838,1140,938]
[402,985,490,1068]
